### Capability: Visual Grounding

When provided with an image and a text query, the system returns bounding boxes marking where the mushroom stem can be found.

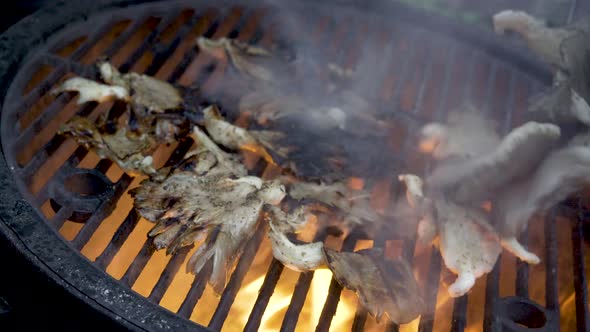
[501,236,541,264]
[448,272,476,298]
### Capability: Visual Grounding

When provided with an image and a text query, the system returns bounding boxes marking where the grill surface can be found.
[0,0,588,331]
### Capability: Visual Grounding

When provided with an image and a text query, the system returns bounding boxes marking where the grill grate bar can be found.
[144,9,215,77]
[483,258,501,332]
[351,309,368,332]
[95,209,140,270]
[386,29,420,118]
[208,226,266,331]
[71,173,134,250]
[545,211,560,311]
[278,230,329,332]
[15,67,67,122]
[121,241,154,287]
[14,94,73,164]
[99,18,148,60]
[418,251,442,332]
[572,213,590,332]
[451,296,469,332]
[461,51,478,101]
[177,260,213,318]
[49,206,74,229]
[118,12,182,73]
[280,271,314,332]
[243,259,285,332]
[315,233,359,332]
[148,245,194,303]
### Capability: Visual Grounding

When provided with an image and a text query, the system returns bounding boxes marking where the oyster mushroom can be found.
[495,135,590,264]
[58,116,157,175]
[288,181,381,227]
[201,105,290,162]
[51,77,129,104]
[528,83,590,126]
[266,206,325,271]
[492,10,589,69]
[427,122,561,204]
[98,61,183,113]
[189,125,248,177]
[527,30,590,126]
[399,174,502,297]
[196,37,276,82]
[324,248,424,323]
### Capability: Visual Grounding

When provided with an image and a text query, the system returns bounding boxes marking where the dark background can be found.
[0,1,57,33]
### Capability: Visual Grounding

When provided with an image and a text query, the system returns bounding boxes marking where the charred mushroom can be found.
[58,116,157,175]
[196,37,276,82]
[202,105,289,163]
[324,248,424,323]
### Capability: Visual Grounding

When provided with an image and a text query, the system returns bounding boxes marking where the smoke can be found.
[202,1,402,180]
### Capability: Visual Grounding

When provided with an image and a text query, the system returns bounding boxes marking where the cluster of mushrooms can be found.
[402,10,590,297]
[52,9,590,324]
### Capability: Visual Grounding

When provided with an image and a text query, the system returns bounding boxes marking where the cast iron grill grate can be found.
[0,0,588,331]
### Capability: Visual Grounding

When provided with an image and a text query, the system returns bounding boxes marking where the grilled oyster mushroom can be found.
[288,181,381,227]
[399,174,502,297]
[189,125,248,177]
[324,248,424,323]
[492,10,589,69]
[98,61,183,113]
[428,122,561,204]
[202,105,289,162]
[528,83,590,126]
[495,138,590,264]
[133,146,286,293]
[266,206,325,271]
[59,116,157,175]
[196,37,275,82]
[51,77,130,104]
[527,31,590,126]
[435,198,502,297]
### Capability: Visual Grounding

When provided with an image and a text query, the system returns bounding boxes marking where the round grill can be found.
[0,0,586,331]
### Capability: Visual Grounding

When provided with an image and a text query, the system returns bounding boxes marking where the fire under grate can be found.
[0,0,588,331]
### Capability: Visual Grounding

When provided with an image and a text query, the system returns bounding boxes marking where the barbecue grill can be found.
[0,0,588,331]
